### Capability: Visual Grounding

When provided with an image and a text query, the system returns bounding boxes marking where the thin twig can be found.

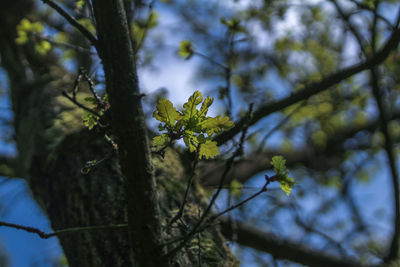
[347,0,397,30]
[258,101,306,152]
[193,51,229,70]
[166,153,199,229]
[41,0,98,46]
[164,176,274,248]
[164,104,253,260]
[134,0,155,53]
[224,33,235,117]
[214,23,400,145]
[37,35,95,54]
[83,71,103,106]
[0,220,127,239]
[368,5,400,262]
[62,91,101,117]
[208,179,269,222]
[371,68,400,262]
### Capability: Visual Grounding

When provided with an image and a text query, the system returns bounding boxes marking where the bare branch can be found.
[0,220,127,239]
[41,0,98,47]
[61,91,101,117]
[370,69,400,262]
[219,217,374,267]
[215,26,400,145]
[201,106,400,186]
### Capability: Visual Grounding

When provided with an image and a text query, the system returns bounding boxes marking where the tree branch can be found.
[215,26,400,145]
[201,106,400,186]
[0,220,127,239]
[370,68,400,262]
[219,217,374,267]
[41,0,98,47]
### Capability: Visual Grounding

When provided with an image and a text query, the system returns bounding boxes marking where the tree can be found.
[0,0,400,266]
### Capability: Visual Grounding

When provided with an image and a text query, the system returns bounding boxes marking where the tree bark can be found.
[91,0,164,265]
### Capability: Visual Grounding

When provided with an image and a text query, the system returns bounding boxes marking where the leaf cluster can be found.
[153,91,234,159]
[270,156,296,195]
[178,40,194,59]
[220,17,243,33]
[82,94,110,130]
[15,19,51,55]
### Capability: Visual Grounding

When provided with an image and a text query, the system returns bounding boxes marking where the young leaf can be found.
[230,179,243,199]
[178,40,194,59]
[279,177,296,196]
[198,96,214,118]
[183,91,203,120]
[183,130,199,152]
[82,111,99,130]
[199,140,219,159]
[270,155,287,174]
[34,41,51,55]
[270,156,296,195]
[201,115,234,135]
[152,134,169,150]
[153,99,181,126]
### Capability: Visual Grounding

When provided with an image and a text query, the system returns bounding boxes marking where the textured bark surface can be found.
[0,1,237,266]
[91,0,165,265]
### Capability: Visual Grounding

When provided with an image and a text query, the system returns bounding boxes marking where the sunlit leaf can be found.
[199,140,219,159]
[183,130,199,152]
[154,99,181,126]
[279,177,295,196]
[152,134,169,150]
[82,111,99,130]
[183,90,203,120]
[270,156,296,195]
[198,96,213,118]
[270,155,286,174]
[15,19,44,45]
[230,179,243,199]
[179,40,194,59]
[202,115,234,135]
[148,11,159,28]
[34,41,51,55]
[152,91,234,158]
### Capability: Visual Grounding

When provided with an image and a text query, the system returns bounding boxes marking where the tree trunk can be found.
[0,1,237,266]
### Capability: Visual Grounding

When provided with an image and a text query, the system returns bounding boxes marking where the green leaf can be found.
[230,179,243,199]
[15,31,28,45]
[198,96,214,118]
[34,40,51,55]
[15,19,44,45]
[270,155,287,175]
[84,96,97,105]
[183,91,203,121]
[179,40,194,59]
[183,130,199,152]
[82,111,99,130]
[152,90,234,160]
[148,11,159,28]
[75,0,85,9]
[153,99,181,126]
[270,156,296,196]
[201,115,234,135]
[152,134,169,150]
[199,140,219,159]
[279,177,295,196]
[221,17,243,32]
